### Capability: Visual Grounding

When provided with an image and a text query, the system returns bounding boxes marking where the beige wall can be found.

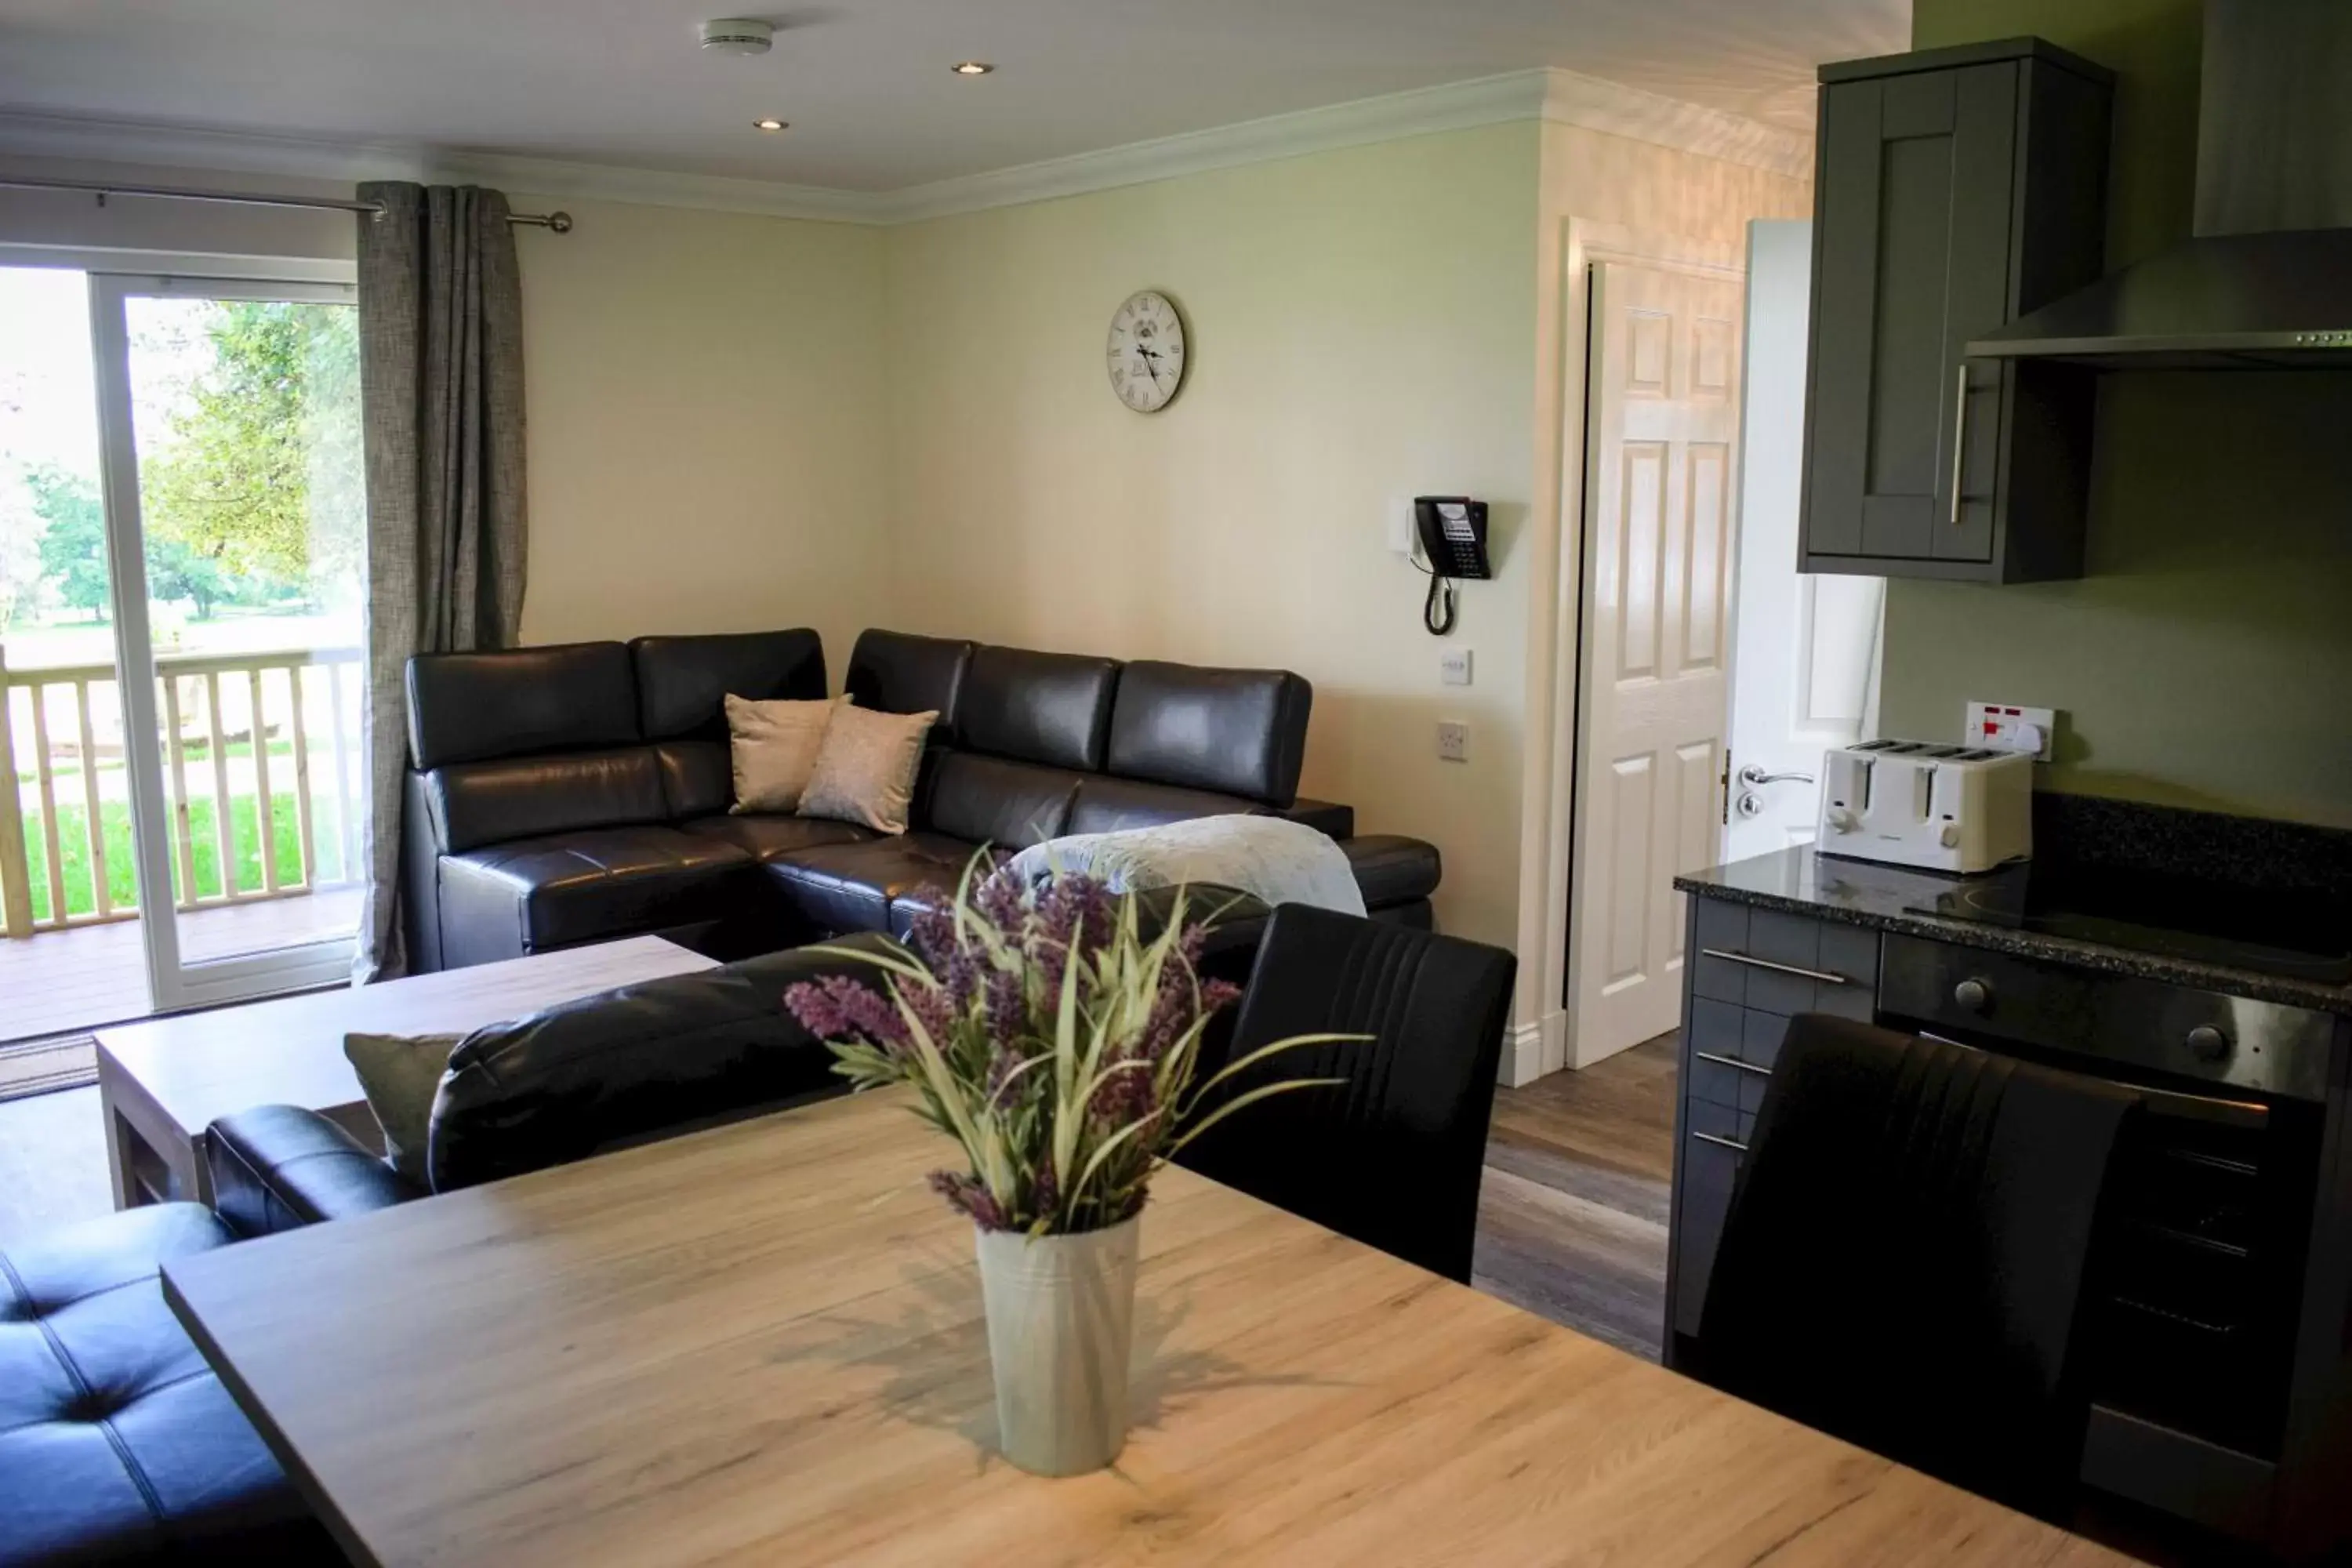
[880,124,1544,948]
[0,154,895,664]
[505,194,891,661]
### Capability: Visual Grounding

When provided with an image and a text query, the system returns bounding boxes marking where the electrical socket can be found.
[1439,648,1473,687]
[1436,720,1468,762]
[1965,701,2057,760]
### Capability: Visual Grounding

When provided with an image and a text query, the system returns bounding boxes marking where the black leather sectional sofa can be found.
[401,626,1441,971]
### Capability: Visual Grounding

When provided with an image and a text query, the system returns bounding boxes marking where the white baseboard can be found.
[1499,1009,1570,1087]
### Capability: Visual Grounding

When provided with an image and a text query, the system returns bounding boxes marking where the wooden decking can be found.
[0,887,361,1043]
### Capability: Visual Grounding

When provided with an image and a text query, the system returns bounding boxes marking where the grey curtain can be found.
[352,182,528,982]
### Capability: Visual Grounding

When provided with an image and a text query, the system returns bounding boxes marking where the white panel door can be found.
[1566,259,1744,1067]
[1723,220,1885,862]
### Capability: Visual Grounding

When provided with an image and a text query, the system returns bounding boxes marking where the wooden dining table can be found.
[163,1087,2132,1566]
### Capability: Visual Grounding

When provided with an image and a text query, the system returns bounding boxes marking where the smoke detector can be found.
[699,18,775,56]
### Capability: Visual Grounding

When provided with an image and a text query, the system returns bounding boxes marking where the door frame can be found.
[1510,220,1746,1083]
[85,267,361,1013]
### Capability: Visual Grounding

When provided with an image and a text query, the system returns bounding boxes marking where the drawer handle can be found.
[1693,1131,1751,1154]
[1694,1050,1771,1077]
[1699,948,1851,986]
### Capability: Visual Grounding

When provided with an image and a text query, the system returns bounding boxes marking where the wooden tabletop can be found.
[165,1089,2132,1568]
[96,936,716,1140]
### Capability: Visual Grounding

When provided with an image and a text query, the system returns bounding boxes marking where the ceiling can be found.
[0,0,1907,194]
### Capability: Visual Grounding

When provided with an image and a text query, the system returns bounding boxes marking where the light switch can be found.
[1439,648,1473,686]
[1436,720,1468,762]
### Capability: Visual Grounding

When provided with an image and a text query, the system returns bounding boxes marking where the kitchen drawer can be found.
[1672,1132,1745,1338]
[1691,902,1879,1017]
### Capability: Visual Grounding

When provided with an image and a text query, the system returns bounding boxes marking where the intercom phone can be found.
[1413,496,1489,635]
[1414,497,1491,580]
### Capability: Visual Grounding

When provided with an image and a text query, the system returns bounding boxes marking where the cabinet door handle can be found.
[1699,948,1852,986]
[1949,360,1969,527]
[1693,1131,1751,1154]
[1694,1050,1773,1076]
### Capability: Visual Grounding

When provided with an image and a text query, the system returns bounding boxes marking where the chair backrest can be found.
[1697,1014,2140,1516]
[1176,904,1515,1282]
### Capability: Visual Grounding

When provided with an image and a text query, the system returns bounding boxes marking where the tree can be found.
[139,302,364,605]
[30,466,110,621]
[147,535,234,621]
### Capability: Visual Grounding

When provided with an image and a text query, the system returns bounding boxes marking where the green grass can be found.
[16,791,347,922]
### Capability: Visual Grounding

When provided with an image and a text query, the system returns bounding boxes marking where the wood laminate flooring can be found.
[0,1033,1685,1367]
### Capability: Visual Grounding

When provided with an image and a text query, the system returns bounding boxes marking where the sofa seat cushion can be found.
[440,826,755,953]
[679,813,876,863]
[0,1203,335,1565]
[764,833,996,937]
[1341,834,1443,909]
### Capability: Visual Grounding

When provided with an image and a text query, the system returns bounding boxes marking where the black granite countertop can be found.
[1675,848,2352,1015]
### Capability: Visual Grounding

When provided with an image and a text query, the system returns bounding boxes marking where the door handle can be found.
[1949,360,1970,526]
[1737,765,1816,788]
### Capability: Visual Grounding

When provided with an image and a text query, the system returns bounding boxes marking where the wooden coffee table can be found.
[93,936,717,1209]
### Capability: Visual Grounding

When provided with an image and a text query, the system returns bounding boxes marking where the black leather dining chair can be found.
[1176,904,1517,1283]
[1696,1013,2141,1517]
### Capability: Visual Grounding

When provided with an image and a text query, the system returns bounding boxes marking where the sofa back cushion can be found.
[921,753,1080,849]
[652,741,732,821]
[958,644,1119,770]
[422,747,670,855]
[1106,661,1311,806]
[1066,775,1258,837]
[406,642,639,769]
[846,630,974,743]
[631,630,826,742]
[426,938,896,1192]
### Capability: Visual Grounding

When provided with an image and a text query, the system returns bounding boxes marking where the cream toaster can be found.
[1816,739,2032,875]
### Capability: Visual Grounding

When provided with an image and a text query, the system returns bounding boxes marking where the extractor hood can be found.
[1969,0,2352,370]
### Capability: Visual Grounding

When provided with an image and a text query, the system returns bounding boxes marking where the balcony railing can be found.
[0,644,365,939]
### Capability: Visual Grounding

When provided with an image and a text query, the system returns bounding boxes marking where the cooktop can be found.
[1904,862,2352,984]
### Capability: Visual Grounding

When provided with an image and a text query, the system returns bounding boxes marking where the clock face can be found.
[1105,290,1187,412]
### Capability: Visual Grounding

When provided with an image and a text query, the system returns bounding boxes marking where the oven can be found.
[1878,935,2335,1471]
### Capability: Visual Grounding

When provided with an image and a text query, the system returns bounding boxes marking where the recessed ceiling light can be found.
[951,61,995,76]
[753,116,787,131]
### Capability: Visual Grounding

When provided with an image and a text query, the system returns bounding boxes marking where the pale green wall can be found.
[1889,0,2352,826]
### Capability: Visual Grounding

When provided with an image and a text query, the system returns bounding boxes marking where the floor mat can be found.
[0,1033,100,1102]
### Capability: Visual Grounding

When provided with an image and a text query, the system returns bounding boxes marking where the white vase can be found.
[973,1215,1141,1476]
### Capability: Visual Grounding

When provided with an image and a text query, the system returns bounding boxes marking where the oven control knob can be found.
[2186,1025,2232,1063]
[1953,978,1992,1014]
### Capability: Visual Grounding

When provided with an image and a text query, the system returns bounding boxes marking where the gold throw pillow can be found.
[797,703,938,834]
[344,1031,466,1185]
[725,692,844,815]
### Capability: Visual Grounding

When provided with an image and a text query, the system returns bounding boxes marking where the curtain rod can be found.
[0,173,573,232]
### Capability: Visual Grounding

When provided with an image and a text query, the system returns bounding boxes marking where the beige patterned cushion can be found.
[797,704,938,834]
[724,692,844,815]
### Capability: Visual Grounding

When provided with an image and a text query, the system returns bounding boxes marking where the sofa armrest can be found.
[1277,797,1356,838]
[1341,834,1443,909]
[207,1105,423,1237]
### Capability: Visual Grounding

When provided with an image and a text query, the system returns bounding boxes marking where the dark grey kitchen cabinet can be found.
[1800,39,2113,582]
[1663,894,1880,1360]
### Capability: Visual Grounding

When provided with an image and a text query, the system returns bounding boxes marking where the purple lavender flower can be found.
[984,967,1026,1044]
[783,975,909,1048]
[975,868,1027,931]
[903,906,956,972]
[928,1170,1007,1231]
[900,978,959,1046]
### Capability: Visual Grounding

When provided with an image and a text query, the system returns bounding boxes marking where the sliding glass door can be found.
[82,272,364,1012]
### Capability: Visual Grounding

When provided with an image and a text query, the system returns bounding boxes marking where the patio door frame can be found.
[85,267,361,1012]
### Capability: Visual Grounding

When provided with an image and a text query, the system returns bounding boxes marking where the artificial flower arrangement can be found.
[783,861,1348,1475]
[783,864,1341,1237]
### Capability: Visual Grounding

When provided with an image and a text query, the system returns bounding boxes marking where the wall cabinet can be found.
[1799,39,2113,582]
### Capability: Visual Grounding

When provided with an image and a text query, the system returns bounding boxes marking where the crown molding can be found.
[1536,67,1812,180]
[868,70,1555,223]
[0,111,883,223]
[0,70,1808,230]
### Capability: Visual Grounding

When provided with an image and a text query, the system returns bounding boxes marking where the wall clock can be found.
[1105,290,1188,412]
